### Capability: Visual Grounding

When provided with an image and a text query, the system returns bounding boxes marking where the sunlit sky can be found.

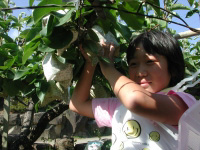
[9,0,200,41]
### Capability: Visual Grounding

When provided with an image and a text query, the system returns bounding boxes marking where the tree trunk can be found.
[21,100,35,135]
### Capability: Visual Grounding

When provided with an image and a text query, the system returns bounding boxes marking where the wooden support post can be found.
[2,96,10,150]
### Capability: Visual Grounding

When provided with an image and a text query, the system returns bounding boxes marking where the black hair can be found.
[126,30,185,87]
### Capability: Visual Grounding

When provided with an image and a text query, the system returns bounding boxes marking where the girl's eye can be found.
[147,60,154,64]
[129,62,137,68]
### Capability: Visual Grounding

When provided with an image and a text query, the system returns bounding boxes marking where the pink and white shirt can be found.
[92,90,196,150]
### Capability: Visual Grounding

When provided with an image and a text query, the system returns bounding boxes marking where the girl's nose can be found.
[137,66,147,77]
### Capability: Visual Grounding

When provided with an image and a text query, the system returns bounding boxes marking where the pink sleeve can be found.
[160,90,197,129]
[92,98,121,127]
[167,90,196,108]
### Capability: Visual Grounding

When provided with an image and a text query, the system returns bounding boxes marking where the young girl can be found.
[69,30,196,149]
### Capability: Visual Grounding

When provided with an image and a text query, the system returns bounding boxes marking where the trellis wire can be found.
[0,3,200,33]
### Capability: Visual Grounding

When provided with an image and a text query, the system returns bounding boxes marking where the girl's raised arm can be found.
[69,46,95,118]
[102,70,187,125]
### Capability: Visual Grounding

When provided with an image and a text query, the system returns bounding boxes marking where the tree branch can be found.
[83,5,200,32]
[144,1,189,27]
[137,1,145,13]
[0,4,74,11]
[88,0,106,19]
[20,99,34,136]
[174,28,200,39]
[0,3,199,32]
[28,101,68,145]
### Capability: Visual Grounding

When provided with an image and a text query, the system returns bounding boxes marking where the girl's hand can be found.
[101,40,115,62]
[79,44,92,64]
[99,40,116,76]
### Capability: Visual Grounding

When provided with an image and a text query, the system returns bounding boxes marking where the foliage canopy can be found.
[0,0,199,106]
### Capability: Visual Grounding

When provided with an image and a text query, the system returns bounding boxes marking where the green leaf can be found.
[97,18,111,34]
[191,55,200,60]
[184,57,197,70]
[0,21,9,28]
[36,81,49,102]
[105,9,131,42]
[41,14,59,36]
[14,68,30,80]
[25,35,42,49]
[2,80,21,96]
[118,2,145,30]
[37,90,46,102]
[170,4,190,11]
[5,70,15,79]
[26,16,34,26]
[45,26,73,49]
[0,23,6,29]
[46,15,58,36]
[8,15,18,23]
[114,22,132,43]
[82,40,99,54]
[22,41,40,64]
[34,82,40,88]
[1,43,19,51]
[11,22,23,29]
[22,85,35,97]
[30,64,40,73]
[186,9,199,18]
[187,0,194,6]
[88,29,99,42]
[0,33,14,43]
[146,0,161,16]
[38,44,55,52]
[50,11,65,18]
[42,37,51,45]
[19,27,42,42]
[0,66,8,70]
[4,57,16,68]
[0,0,8,8]
[33,0,65,23]
[2,19,12,25]
[75,8,94,19]
[40,26,48,36]
[151,18,167,28]
[19,29,30,38]
[29,0,34,6]
[54,8,75,26]
[35,103,39,112]
[0,49,9,65]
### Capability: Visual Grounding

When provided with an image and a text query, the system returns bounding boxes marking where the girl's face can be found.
[128,43,171,93]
